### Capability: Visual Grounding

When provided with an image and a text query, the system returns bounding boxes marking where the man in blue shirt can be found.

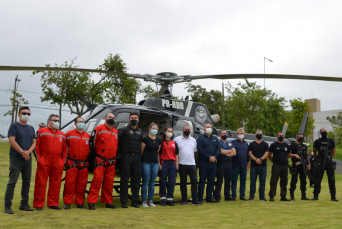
[4,106,36,214]
[231,128,250,201]
[197,123,221,203]
[214,130,236,202]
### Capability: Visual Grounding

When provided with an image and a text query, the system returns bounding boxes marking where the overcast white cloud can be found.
[1,0,342,128]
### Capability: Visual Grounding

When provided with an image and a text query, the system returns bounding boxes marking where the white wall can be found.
[312,109,342,140]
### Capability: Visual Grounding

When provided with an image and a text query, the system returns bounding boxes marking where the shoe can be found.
[248,197,254,201]
[131,202,140,208]
[301,195,310,200]
[182,201,188,205]
[280,197,291,201]
[105,204,117,209]
[240,197,248,201]
[215,199,220,203]
[141,201,149,207]
[5,207,14,214]
[121,203,128,208]
[48,206,61,210]
[290,193,295,201]
[331,196,339,202]
[64,204,70,210]
[206,199,216,203]
[160,200,166,206]
[36,207,43,210]
[19,205,33,211]
[77,205,86,209]
[225,198,233,201]
[259,198,267,201]
[311,195,319,201]
[148,201,156,207]
[192,201,202,205]
[270,196,274,201]
[166,201,175,206]
[88,203,95,210]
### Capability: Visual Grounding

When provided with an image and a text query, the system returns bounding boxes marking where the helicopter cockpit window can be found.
[173,120,194,138]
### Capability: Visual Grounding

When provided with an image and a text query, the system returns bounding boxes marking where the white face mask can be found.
[205,128,212,134]
[238,134,244,140]
[21,115,30,122]
[166,132,173,138]
[52,121,60,129]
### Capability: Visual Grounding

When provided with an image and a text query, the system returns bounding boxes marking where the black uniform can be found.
[269,142,290,198]
[118,125,143,205]
[308,154,317,187]
[289,143,308,196]
[313,138,336,197]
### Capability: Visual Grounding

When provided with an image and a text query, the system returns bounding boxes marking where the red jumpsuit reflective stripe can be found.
[33,127,67,208]
[88,124,118,204]
[63,129,90,205]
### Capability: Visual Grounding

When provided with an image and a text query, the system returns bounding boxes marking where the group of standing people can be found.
[4,108,338,214]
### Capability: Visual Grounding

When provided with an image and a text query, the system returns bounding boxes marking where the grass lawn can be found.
[1,141,342,228]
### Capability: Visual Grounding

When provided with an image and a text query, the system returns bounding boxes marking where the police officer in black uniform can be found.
[118,112,143,208]
[308,149,317,187]
[268,131,291,201]
[312,128,338,201]
[288,134,311,201]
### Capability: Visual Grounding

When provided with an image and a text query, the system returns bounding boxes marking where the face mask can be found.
[278,136,284,142]
[106,119,115,125]
[183,131,190,136]
[52,121,60,129]
[150,129,158,136]
[221,135,228,140]
[321,132,328,139]
[130,119,138,126]
[21,115,30,122]
[256,134,262,140]
[238,134,244,140]
[77,123,85,129]
[166,132,173,138]
[205,128,212,134]
[297,137,303,143]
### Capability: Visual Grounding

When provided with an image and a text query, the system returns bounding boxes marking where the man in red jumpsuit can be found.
[63,116,90,209]
[34,114,67,210]
[88,113,118,210]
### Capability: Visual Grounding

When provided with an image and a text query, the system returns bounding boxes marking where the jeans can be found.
[178,164,198,202]
[249,166,267,199]
[232,166,247,199]
[4,158,32,207]
[141,162,159,202]
[214,161,232,200]
[198,160,217,201]
[159,160,178,201]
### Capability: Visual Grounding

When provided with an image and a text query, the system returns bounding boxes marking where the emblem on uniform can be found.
[172,144,175,147]
[86,141,89,145]
[195,106,207,123]
[129,130,134,134]
[60,138,62,142]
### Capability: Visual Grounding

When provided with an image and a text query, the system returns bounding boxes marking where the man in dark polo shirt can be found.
[4,106,36,214]
[214,130,236,202]
[248,129,269,201]
[268,131,291,201]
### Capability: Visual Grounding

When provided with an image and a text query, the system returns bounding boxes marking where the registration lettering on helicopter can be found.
[161,99,184,110]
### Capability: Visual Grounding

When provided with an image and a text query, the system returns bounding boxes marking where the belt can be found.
[66,157,88,170]
[95,154,116,168]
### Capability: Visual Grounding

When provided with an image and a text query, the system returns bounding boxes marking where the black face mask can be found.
[256,134,262,140]
[130,119,138,126]
[297,137,303,143]
[278,136,284,142]
[183,131,190,136]
[106,119,115,125]
[221,135,228,140]
[321,132,328,139]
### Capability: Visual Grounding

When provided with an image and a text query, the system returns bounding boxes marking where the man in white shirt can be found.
[174,125,202,205]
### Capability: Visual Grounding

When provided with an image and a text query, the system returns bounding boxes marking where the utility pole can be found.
[222,82,225,129]
[15,101,19,123]
[11,75,21,124]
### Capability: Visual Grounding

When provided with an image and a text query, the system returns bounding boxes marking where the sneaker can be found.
[141,201,149,207]
[148,201,156,207]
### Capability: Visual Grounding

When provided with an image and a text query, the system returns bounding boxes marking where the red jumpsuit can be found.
[87,124,118,204]
[34,127,67,208]
[63,129,90,205]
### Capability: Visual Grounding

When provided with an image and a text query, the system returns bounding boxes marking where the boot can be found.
[64,204,70,210]
[88,203,95,210]
[301,193,310,200]
[290,191,295,201]
[311,194,319,201]
[331,194,339,202]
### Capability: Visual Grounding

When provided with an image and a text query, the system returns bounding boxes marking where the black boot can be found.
[280,196,291,201]
[331,194,339,202]
[301,194,310,200]
[131,202,140,208]
[5,206,14,214]
[105,204,117,209]
[311,194,319,201]
[64,204,70,210]
[88,203,95,210]
[290,192,295,201]
[19,205,34,211]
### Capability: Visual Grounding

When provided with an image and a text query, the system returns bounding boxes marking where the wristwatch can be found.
[260,158,263,162]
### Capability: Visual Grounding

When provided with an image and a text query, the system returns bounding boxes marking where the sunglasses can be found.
[21,112,31,116]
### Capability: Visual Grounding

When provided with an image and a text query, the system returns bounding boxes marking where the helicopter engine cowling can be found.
[211,114,220,124]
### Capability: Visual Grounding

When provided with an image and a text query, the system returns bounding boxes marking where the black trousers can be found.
[120,153,141,204]
[289,164,307,194]
[308,166,316,186]
[269,163,288,197]
[214,161,232,200]
[314,161,335,196]
[4,158,32,207]
[178,164,198,202]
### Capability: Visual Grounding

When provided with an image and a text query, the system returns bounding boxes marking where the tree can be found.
[328,112,342,146]
[286,98,315,138]
[4,90,29,122]
[140,84,161,98]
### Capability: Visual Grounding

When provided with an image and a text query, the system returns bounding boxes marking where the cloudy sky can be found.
[1,0,342,128]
